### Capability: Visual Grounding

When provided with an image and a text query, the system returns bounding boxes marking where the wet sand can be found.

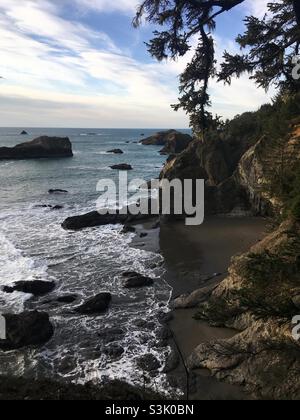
[133,216,268,400]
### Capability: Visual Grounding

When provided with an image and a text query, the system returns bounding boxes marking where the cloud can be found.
[243,0,270,18]
[0,0,274,128]
[73,0,139,14]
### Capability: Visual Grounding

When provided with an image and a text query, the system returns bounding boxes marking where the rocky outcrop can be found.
[62,200,159,231]
[122,272,154,288]
[3,281,55,296]
[107,149,124,154]
[0,376,161,400]
[160,121,300,217]
[188,218,300,399]
[0,311,54,351]
[49,189,68,194]
[140,130,193,155]
[0,136,73,160]
[75,293,112,315]
[110,164,133,170]
[20,130,28,135]
[34,204,64,210]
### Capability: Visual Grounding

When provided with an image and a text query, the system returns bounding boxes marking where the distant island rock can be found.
[0,136,73,160]
[110,163,133,170]
[20,130,28,135]
[107,149,124,154]
[140,129,192,155]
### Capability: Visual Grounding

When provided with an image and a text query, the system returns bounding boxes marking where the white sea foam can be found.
[0,231,49,312]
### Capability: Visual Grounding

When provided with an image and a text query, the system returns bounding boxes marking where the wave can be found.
[0,231,49,312]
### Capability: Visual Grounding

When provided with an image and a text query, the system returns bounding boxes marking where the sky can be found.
[0,0,273,128]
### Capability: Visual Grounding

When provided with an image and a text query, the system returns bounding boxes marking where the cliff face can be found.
[188,218,300,399]
[160,120,300,217]
[162,107,300,398]
[0,136,73,160]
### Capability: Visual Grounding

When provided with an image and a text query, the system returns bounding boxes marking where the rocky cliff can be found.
[0,136,73,160]
[163,99,300,399]
[140,129,193,155]
[188,218,300,399]
[160,117,300,217]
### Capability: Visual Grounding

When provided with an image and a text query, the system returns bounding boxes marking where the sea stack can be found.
[140,129,192,155]
[0,136,73,160]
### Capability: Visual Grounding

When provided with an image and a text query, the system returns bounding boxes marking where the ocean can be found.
[0,127,190,393]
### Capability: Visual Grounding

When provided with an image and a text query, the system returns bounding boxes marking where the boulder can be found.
[34,204,63,210]
[75,293,112,315]
[122,272,154,288]
[62,201,156,231]
[62,211,128,230]
[56,295,78,304]
[3,281,55,296]
[103,344,125,359]
[20,130,28,135]
[0,136,73,160]
[107,149,124,154]
[137,354,161,372]
[121,225,136,234]
[0,311,54,351]
[110,164,133,170]
[49,189,68,194]
[98,327,125,344]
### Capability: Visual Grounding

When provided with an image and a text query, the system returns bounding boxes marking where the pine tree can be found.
[134,1,300,135]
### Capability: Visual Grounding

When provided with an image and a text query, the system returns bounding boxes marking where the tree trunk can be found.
[293,0,300,29]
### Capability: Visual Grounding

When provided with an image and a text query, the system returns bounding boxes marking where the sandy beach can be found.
[133,216,268,399]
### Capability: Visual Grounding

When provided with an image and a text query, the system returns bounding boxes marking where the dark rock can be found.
[140,233,148,238]
[56,295,78,304]
[103,344,124,359]
[137,354,161,372]
[122,271,140,278]
[163,350,180,373]
[98,328,125,344]
[123,273,154,288]
[134,320,156,330]
[0,311,54,351]
[122,225,136,234]
[62,202,155,231]
[20,130,28,135]
[0,136,73,160]
[49,189,68,194]
[34,204,53,209]
[140,130,192,155]
[110,164,133,171]
[157,326,172,341]
[62,211,128,230]
[0,376,162,400]
[34,204,63,210]
[157,311,173,323]
[107,149,124,154]
[75,293,112,315]
[3,281,55,296]
[151,220,160,230]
